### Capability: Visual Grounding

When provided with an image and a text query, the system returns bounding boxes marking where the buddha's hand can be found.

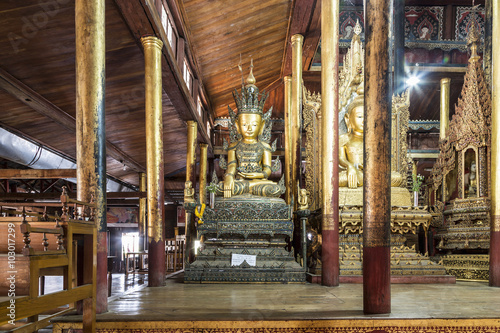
[224,175,234,198]
[238,171,264,179]
[347,165,358,188]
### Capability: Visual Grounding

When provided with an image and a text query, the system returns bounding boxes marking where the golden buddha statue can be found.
[217,63,284,198]
[339,89,403,188]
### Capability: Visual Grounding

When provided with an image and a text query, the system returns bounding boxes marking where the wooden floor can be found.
[48,272,500,332]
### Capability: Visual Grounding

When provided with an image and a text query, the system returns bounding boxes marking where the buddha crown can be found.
[232,59,268,116]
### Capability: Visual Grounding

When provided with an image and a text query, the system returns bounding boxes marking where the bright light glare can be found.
[407,76,421,87]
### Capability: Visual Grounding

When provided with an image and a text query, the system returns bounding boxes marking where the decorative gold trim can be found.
[53,319,500,333]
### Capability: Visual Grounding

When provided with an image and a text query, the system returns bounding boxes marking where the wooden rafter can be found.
[0,169,77,179]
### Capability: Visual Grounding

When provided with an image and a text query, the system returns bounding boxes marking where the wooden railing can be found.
[166,235,185,272]
[0,187,97,332]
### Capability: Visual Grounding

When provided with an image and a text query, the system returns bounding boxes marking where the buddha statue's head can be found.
[232,60,269,142]
[345,96,364,135]
[236,113,264,141]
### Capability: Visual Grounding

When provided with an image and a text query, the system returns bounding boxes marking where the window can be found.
[197,97,203,118]
[183,60,192,92]
[206,120,211,139]
[161,3,177,54]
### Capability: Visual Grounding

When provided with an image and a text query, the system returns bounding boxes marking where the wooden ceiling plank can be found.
[0,66,145,173]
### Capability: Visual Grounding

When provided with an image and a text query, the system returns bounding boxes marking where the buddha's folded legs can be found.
[215,180,284,197]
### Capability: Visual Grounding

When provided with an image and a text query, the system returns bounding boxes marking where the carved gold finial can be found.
[246,58,256,86]
[231,59,269,117]
[467,20,480,63]
[354,19,362,36]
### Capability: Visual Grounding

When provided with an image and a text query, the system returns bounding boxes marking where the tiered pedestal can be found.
[184,195,305,283]
[308,188,452,283]
[339,234,447,276]
[435,198,490,281]
[437,197,490,251]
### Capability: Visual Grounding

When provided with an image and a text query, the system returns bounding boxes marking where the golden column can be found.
[141,36,165,287]
[439,77,451,203]
[284,76,293,205]
[490,0,500,287]
[185,121,198,262]
[139,172,147,252]
[321,0,340,287]
[363,0,392,313]
[75,0,104,316]
[199,143,208,206]
[440,78,451,140]
[291,34,303,209]
[186,121,198,184]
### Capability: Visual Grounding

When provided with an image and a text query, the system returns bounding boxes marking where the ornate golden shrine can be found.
[303,21,445,277]
[184,64,303,283]
[429,24,491,280]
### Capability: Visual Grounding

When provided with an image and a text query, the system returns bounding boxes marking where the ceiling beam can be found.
[0,169,76,179]
[0,67,145,173]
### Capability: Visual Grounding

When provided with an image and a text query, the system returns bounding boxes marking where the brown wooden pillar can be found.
[75,0,105,317]
[321,0,340,287]
[363,0,392,313]
[490,0,500,287]
[142,36,165,287]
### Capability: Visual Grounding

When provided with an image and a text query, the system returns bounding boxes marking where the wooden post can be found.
[142,36,165,287]
[363,0,392,313]
[284,76,293,205]
[291,35,303,209]
[490,0,500,287]
[75,0,105,319]
[185,121,198,262]
[139,172,147,252]
[321,0,340,287]
[440,78,451,140]
[199,144,208,205]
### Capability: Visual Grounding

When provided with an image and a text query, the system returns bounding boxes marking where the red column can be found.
[363,0,392,313]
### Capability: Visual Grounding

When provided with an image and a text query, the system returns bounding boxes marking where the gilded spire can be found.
[230,59,269,117]
[448,24,491,151]
[467,20,481,63]
[246,58,256,87]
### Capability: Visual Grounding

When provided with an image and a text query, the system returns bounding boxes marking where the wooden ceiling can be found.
[0,0,486,198]
[180,0,291,118]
